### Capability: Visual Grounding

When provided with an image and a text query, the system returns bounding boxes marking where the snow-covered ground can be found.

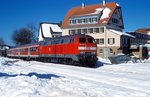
[0,57,150,97]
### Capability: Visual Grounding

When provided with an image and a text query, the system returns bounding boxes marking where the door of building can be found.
[104,48,108,59]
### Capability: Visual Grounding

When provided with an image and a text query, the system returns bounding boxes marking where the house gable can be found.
[107,7,124,30]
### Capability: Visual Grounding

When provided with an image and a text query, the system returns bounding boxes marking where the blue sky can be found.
[0,0,150,45]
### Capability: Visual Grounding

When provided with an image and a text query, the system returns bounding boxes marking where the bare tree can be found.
[12,23,37,46]
[0,37,5,45]
[12,29,35,46]
[27,23,38,43]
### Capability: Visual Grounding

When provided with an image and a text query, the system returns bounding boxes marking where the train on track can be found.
[7,34,97,67]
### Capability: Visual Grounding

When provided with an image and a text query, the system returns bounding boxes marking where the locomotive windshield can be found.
[79,37,95,43]
[87,38,95,43]
[79,37,86,43]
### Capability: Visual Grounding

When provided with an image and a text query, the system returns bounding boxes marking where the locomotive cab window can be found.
[79,37,86,43]
[88,38,95,43]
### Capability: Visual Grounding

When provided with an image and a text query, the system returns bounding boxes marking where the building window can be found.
[93,17,98,22]
[70,20,72,24]
[69,27,104,35]
[99,38,104,44]
[88,28,93,33]
[77,19,82,24]
[69,16,98,25]
[110,48,113,53]
[83,19,86,23]
[77,29,81,34]
[95,39,104,44]
[94,28,99,33]
[99,49,103,53]
[69,29,76,35]
[112,18,119,24]
[88,18,92,23]
[95,39,99,44]
[108,38,115,44]
[99,27,104,33]
[82,29,87,33]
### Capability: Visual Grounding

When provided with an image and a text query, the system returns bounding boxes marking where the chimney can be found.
[82,2,85,8]
[103,0,106,7]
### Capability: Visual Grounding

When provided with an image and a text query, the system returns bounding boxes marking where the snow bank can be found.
[0,57,150,97]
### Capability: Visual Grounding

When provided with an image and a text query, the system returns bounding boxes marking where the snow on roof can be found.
[38,23,62,42]
[100,7,112,20]
[109,29,136,38]
[92,8,104,14]
[49,24,62,32]
[116,3,120,6]
[41,24,62,34]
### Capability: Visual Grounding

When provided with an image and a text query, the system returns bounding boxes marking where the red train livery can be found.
[7,34,97,67]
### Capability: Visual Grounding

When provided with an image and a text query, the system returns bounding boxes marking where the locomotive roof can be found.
[39,34,94,45]
[13,43,40,48]
[9,34,93,49]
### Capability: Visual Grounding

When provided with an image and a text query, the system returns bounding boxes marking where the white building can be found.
[61,2,134,58]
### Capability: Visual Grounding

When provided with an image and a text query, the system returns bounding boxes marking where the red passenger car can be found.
[7,44,40,60]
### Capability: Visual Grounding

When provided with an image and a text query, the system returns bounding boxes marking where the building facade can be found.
[61,2,134,58]
[127,29,150,59]
[135,28,150,44]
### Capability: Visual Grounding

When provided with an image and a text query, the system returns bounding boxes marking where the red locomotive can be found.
[7,34,97,67]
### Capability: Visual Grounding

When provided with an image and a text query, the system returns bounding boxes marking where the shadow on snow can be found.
[96,60,111,68]
[0,72,60,79]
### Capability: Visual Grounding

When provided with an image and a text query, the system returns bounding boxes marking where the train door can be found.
[18,49,20,58]
[28,48,30,57]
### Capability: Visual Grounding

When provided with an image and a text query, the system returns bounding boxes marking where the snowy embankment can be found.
[0,57,150,97]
